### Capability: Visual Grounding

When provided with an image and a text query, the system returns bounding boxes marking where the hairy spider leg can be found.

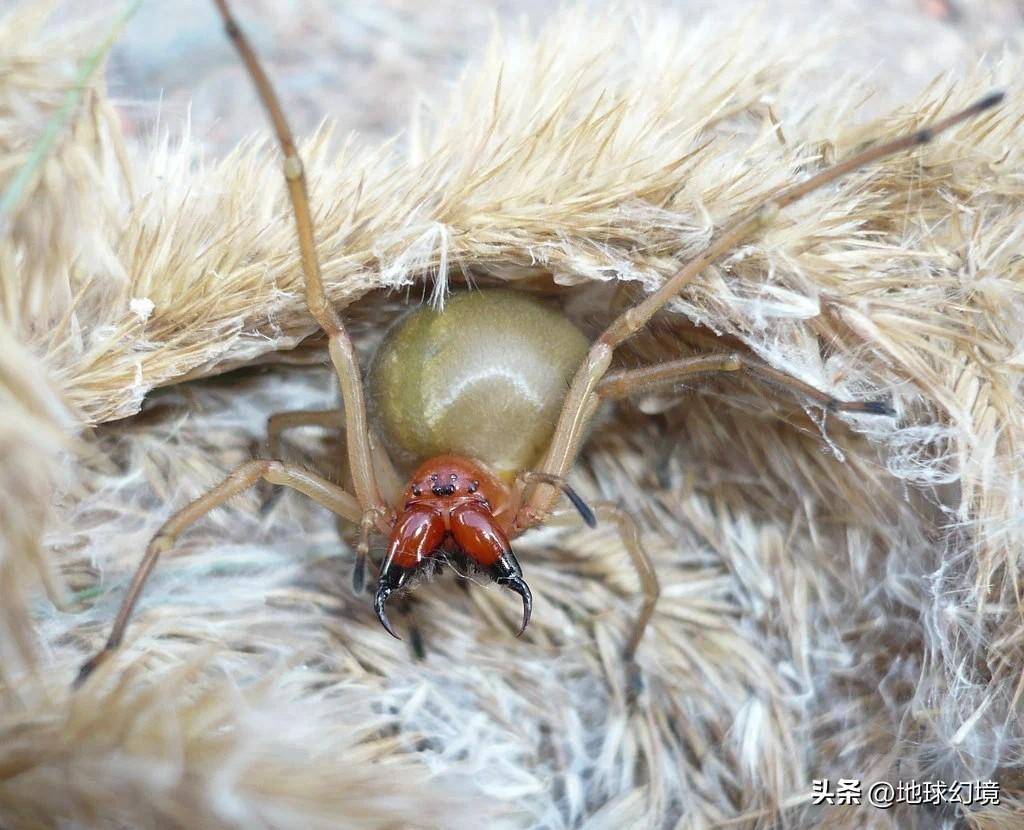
[520,92,1004,527]
[596,352,896,415]
[75,461,360,686]
[211,0,397,529]
[76,1,404,686]
[264,407,403,590]
[546,501,657,701]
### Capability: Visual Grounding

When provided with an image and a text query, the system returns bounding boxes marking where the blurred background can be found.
[35,0,1024,153]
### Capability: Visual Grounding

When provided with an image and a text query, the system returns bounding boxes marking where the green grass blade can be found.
[0,0,143,229]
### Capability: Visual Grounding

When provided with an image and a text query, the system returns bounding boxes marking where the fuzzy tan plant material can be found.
[1,3,1022,829]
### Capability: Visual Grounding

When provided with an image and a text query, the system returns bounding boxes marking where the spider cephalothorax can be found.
[376,454,531,638]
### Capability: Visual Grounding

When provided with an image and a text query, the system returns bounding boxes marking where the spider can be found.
[75,0,1002,686]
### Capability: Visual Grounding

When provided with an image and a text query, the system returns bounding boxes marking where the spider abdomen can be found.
[369,289,589,481]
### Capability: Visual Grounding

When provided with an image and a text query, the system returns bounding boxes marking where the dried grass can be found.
[0,3,1022,828]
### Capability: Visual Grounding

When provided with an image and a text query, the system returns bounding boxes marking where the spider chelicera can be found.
[75,0,1003,686]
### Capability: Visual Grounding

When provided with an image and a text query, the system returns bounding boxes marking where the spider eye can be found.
[450,474,458,482]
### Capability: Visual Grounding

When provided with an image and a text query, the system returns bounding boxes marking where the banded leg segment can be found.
[75,460,361,686]
[524,94,1002,523]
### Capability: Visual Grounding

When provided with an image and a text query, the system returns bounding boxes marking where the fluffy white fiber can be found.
[1,3,1022,828]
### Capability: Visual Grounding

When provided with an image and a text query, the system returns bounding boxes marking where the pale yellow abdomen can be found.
[369,289,589,482]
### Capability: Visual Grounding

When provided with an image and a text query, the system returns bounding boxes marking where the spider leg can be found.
[353,508,382,595]
[394,594,427,660]
[264,410,400,595]
[260,409,346,516]
[267,408,342,459]
[211,0,393,531]
[75,460,362,687]
[521,92,1002,525]
[549,501,657,698]
[514,471,597,529]
[594,502,658,664]
[265,408,402,512]
[596,352,895,415]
